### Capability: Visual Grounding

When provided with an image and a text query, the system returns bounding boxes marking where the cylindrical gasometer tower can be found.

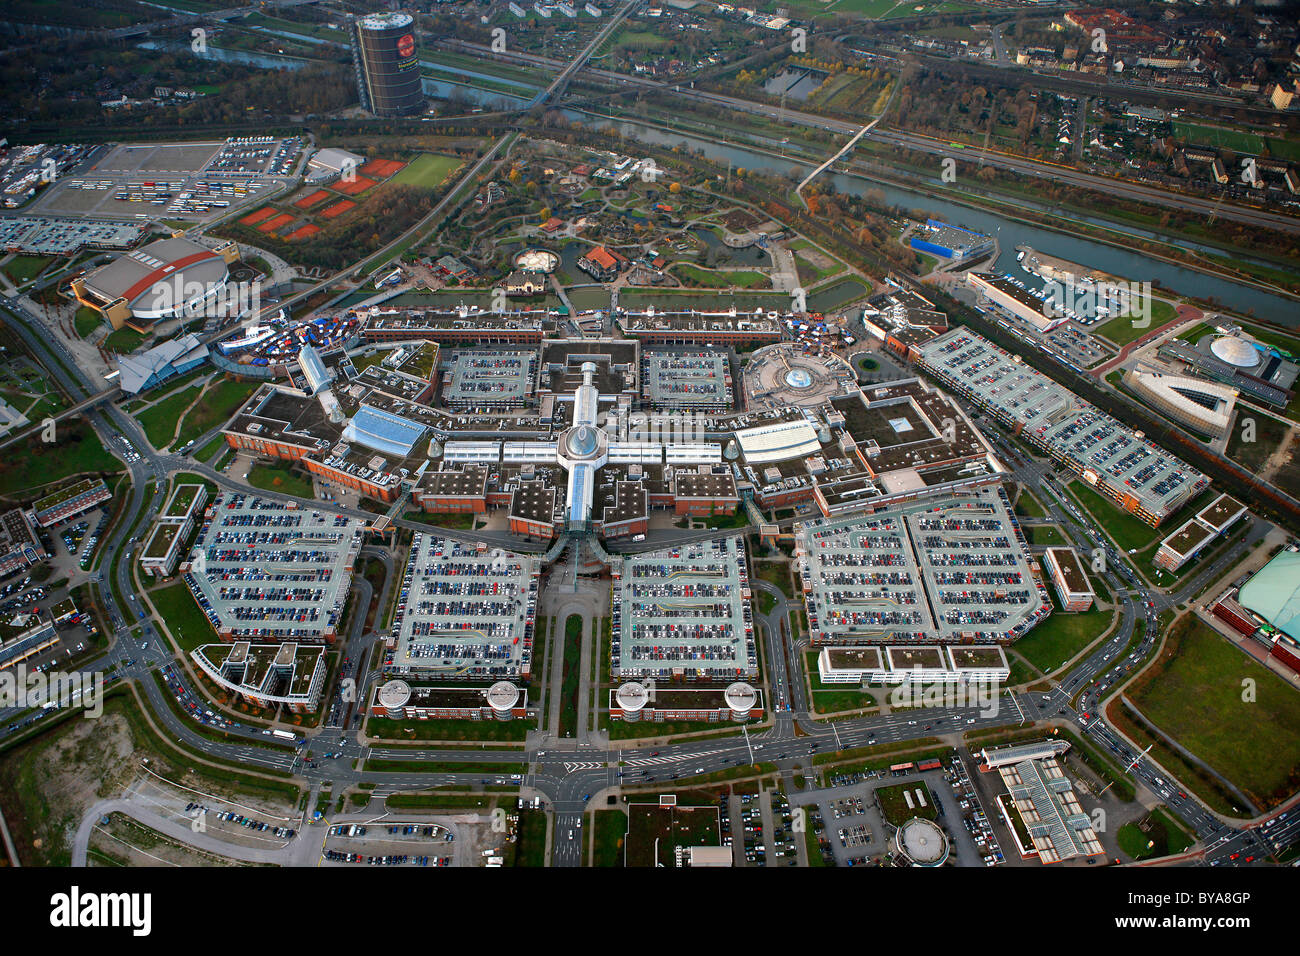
[350,13,424,117]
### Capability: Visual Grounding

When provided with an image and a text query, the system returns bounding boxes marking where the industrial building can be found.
[909,220,994,262]
[348,13,424,117]
[916,327,1208,526]
[981,740,1104,865]
[966,273,1069,334]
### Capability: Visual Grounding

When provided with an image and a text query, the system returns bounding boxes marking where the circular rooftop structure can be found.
[743,343,856,409]
[1210,335,1260,368]
[565,424,601,459]
[724,681,758,715]
[514,248,558,273]
[377,679,412,710]
[486,681,521,712]
[896,817,949,867]
[615,681,648,713]
[784,367,814,390]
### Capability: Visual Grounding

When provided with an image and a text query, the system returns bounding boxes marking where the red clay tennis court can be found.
[361,159,406,178]
[256,212,295,233]
[331,175,377,196]
[294,189,331,209]
[318,199,356,219]
[286,224,321,241]
[239,207,277,225]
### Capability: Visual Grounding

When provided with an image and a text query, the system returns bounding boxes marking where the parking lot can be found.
[612,536,757,680]
[184,494,366,642]
[642,349,733,409]
[441,349,538,407]
[388,532,541,680]
[797,487,1048,644]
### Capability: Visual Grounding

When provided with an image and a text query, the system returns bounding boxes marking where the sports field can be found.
[287,224,321,241]
[293,189,331,209]
[361,158,406,178]
[390,153,461,189]
[319,199,356,219]
[331,175,377,196]
[256,212,294,233]
[239,207,276,225]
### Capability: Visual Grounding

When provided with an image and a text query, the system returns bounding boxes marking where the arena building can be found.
[916,327,1208,526]
[73,236,239,330]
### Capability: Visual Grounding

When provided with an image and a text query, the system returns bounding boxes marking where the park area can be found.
[1126,616,1300,809]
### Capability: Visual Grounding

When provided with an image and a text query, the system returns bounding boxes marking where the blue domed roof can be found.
[566,425,599,458]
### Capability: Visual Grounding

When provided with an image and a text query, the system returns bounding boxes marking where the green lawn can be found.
[1128,616,1300,809]
[390,153,462,190]
[1025,525,1067,547]
[74,306,103,338]
[1095,299,1179,345]
[170,377,258,450]
[102,326,147,354]
[1,254,53,285]
[0,419,119,497]
[558,615,583,739]
[135,384,203,450]
[366,715,531,742]
[752,559,794,599]
[1014,490,1046,519]
[592,810,627,867]
[149,580,216,652]
[1066,480,1163,554]
[1013,589,1113,675]
[246,461,315,499]
[1117,808,1195,860]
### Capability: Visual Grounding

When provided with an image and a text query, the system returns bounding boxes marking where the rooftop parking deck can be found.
[916,328,1207,523]
[642,349,733,409]
[612,536,757,680]
[184,494,365,642]
[796,487,1049,645]
[388,533,540,680]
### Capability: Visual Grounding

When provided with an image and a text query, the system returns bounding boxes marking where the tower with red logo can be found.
[349,12,424,117]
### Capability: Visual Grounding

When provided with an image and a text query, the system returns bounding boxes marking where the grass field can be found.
[1066,480,1163,554]
[1025,525,1067,547]
[1117,808,1195,860]
[1226,409,1292,474]
[135,384,203,450]
[170,377,259,451]
[391,153,462,190]
[0,419,119,497]
[1013,587,1113,675]
[1128,616,1300,809]
[246,461,314,499]
[1095,300,1179,345]
[74,306,103,338]
[149,580,216,652]
[0,254,53,285]
[592,809,627,866]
